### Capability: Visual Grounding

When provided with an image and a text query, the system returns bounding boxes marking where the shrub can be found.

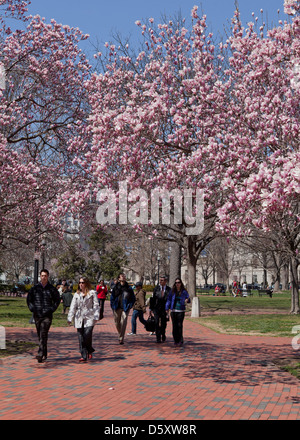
[143,285,155,292]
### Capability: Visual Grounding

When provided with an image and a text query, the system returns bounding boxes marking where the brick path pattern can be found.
[1,308,300,420]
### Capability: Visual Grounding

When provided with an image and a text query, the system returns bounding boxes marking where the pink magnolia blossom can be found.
[0,0,91,245]
[284,0,299,15]
[215,2,300,310]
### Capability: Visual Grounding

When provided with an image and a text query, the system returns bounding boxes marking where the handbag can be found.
[145,315,156,332]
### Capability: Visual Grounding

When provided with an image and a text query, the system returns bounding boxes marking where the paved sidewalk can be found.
[1,308,300,420]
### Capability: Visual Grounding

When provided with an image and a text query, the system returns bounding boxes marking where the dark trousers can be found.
[98,298,105,320]
[153,310,167,342]
[34,315,52,358]
[77,324,94,360]
[171,311,185,344]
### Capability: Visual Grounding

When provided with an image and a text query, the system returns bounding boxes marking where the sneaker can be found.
[127,332,136,335]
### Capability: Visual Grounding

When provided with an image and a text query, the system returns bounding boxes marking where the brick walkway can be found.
[1,307,300,420]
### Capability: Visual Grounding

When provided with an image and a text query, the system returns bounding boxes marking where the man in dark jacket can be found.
[27,269,60,363]
[110,273,135,344]
[150,276,171,343]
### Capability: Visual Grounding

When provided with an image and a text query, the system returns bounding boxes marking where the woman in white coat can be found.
[68,277,100,362]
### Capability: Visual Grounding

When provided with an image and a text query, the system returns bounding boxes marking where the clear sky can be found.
[26,0,287,55]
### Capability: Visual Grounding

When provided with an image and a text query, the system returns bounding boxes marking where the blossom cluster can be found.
[84,1,299,254]
[0,0,91,244]
[0,0,299,266]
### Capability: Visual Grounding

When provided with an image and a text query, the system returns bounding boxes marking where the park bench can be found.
[257,289,273,298]
[198,287,211,294]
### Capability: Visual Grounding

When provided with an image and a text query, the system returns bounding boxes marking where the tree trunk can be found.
[169,241,181,287]
[203,271,209,286]
[282,262,289,291]
[263,267,268,288]
[185,236,197,298]
[290,256,300,314]
[273,252,281,292]
[273,279,280,292]
[226,276,231,294]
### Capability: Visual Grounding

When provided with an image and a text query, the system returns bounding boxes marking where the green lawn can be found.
[193,314,300,337]
[198,292,291,312]
[0,296,69,328]
[190,292,300,337]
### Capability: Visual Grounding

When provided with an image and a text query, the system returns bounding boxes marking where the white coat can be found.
[68,290,100,328]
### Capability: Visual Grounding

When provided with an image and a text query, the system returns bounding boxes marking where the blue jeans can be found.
[131,309,147,334]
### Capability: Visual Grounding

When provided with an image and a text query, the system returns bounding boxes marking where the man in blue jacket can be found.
[27,269,60,363]
[110,273,135,344]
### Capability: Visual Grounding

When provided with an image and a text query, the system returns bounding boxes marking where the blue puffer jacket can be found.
[165,289,190,311]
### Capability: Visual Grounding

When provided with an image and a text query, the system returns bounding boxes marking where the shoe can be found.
[88,353,93,360]
[127,332,136,335]
[119,340,124,345]
[79,358,87,362]
[162,335,166,342]
[36,355,43,363]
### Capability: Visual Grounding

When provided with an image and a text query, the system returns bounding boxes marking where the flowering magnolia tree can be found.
[0,0,91,249]
[1,0,299,308]
[217,0,300,312]
[81,7,236,296]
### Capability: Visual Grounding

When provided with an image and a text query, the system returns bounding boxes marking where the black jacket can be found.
[150,284,171,315]
[27,282,61,318]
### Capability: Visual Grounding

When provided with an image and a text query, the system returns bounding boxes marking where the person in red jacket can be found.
[96,280,108,320]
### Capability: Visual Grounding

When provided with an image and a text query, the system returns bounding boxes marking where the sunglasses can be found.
[79,281,85,284]
[175,281,181,284]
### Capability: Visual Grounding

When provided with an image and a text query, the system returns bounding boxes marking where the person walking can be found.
[61,286,73,314]
[110,273,135,344]
[96,279,108,320]
[26,269,61,363]
[57,279,68,298]
[67,277,100,362]
[149,276,171,343]
[165,278,190,346]
[128,281,147,335]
